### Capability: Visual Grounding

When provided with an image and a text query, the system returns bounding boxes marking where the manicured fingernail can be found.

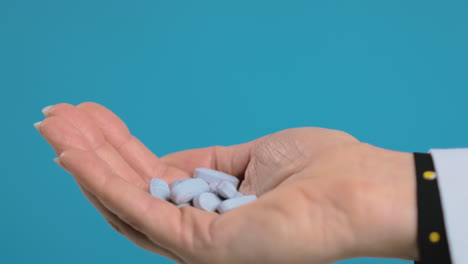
[33,121,41,130]
[42,105,53,115]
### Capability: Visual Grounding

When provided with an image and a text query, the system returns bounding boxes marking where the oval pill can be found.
[193,192,222,212]
[149,178,170,201]
[169,178,190,190]
[217,181,238,199]
[233,191,244,198]
[170,178,210,205]
[217,195,257,214]
[209,181,222,194]
[194,168,240,188]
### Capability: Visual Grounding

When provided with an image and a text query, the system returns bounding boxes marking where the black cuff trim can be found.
[414,152,452,264]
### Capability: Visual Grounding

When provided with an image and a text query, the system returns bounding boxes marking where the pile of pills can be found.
[149,168,257,214]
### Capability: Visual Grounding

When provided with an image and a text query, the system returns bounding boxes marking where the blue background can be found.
[1,0,467,263]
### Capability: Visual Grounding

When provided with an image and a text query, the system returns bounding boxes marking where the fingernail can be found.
[53,157,61,165]
[33,121,41,130]
[42,105,53,115]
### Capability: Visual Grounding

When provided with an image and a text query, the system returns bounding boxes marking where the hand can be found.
[35,102,417,264]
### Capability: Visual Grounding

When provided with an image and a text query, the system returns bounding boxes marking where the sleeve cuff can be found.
[429,148,468,264]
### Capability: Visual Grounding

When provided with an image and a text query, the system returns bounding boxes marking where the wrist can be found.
[348,144,418,260]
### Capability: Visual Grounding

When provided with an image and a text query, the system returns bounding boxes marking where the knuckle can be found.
[77,101,99,110]
[51,103,74,112]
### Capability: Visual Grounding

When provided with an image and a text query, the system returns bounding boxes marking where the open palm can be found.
[36,102,416,264]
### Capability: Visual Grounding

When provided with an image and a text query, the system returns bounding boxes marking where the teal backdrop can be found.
[1,1,467,263]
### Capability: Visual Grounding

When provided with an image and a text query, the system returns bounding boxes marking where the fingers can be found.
[75,102,192,183]
[57,148,184,250]
[77,102,167,181]
[38,109,186,261]
[37,116,92,153]
[39,106,147,189]
[43,103,106,149]
[38,103,222,261]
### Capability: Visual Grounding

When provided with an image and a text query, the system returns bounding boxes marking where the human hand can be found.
[35,102,417,263]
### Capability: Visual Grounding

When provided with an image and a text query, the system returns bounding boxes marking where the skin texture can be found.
[35,102,418,264]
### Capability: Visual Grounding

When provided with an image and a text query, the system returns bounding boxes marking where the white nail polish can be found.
[33,121,41,130]
[42,105,53,115]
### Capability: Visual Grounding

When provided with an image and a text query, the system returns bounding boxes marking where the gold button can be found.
[423,171,436,180]
[429,232,441,243]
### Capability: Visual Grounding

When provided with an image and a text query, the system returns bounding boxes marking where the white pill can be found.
[234,191,244,198]
[177,203,191,208]
[149,178,170,201]
[209,181,222,194]
[217,181,238,199]
[170,178,210,205]
[194,168,240,188]
[193,192,222,212]
[217,195,257,214]
[169,178,190,190]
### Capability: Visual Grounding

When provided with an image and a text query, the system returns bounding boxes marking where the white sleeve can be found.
[429,148,468,264]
